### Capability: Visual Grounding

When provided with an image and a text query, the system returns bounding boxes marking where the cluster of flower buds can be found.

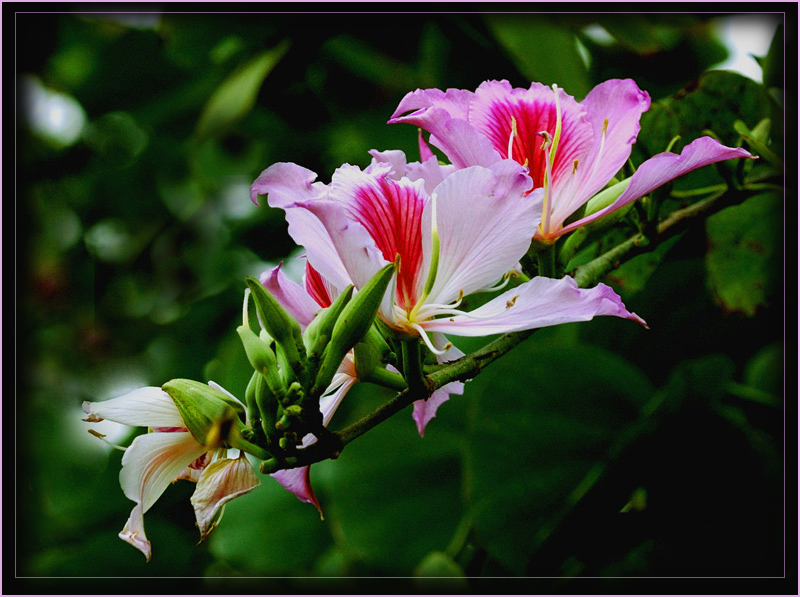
[236,261,396,473]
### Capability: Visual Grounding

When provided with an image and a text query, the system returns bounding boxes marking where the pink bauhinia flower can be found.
[250,150,645,398]
[389,79,754,241]
[82,385,260,560]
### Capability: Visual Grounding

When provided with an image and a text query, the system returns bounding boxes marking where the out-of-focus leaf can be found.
[463,340,654,573]
[414,551,467,578]
[323,35,418,94]
[195,40,289,140]
[761,23,784,92]
[322,385,464,574]
[743,342,783,399]
[636,70,771,162]
[597,15,681,54]
[605,234,682,295]
[705,192,782,316]
[484,14,590,97]
[207,471,332,575]
[734,118,782,171]
[82,111,148,166]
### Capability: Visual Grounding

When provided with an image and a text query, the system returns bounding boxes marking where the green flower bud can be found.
[304,285,354,365]
[313,262,395,395]
[245,277,308,384]
[162,379,242,448]
[236,325,285,398]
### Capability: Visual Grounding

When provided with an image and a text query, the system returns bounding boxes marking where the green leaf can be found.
[414,550,466,577]
[484,15,590,97]
[208,473,332,575]
[322,384,464,574]
[604,234,682,295]
[637,70,772,164]
[705,192,782,315]
[195,40,289,140]
[743,342,783,399]
[463,340,654,573]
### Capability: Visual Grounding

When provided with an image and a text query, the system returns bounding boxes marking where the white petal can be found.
[191,454,260,539]
[119,503,151,561]
[119,431,207,512]
[82,386,184,428]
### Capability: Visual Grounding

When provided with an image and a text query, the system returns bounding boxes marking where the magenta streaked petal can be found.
[471,80,593,191]
[304,261,337,309]
[423,275,646,336]
[560,137,755,237]
[260,263,322,329]
[423,162,538,306]
[330,164,428,310]
[549,79,651,229]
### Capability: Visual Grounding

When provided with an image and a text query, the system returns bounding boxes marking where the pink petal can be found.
[548,79,651,230]
[423,275,646,336]
[251,162,351,290]
[191,454,261,539]
[259,262,321,329]
[561,136,754,236]
[271,466,321,516]
[423,161,538,306]
[471,80,593,191]
[412,337,464,436]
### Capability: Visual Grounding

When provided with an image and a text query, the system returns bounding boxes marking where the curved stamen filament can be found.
[583,117,609,195]
[410,323,451,356]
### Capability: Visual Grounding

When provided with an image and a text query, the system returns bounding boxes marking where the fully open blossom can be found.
[250,150,645,397]
[83,385,259,560]
[389,79,754,241]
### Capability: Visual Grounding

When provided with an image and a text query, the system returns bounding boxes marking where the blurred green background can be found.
[16,10,788,591]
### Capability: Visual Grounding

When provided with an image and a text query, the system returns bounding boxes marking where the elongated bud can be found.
[353,324,392,380]
[162,379,241,448]
[313,262,395,395]
[236,325,285,398]
[304,285,354,364]
[245,278,308,384]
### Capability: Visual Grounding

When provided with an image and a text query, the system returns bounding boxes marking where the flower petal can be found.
[260,262,322,328]
[412,336,464,436]
[549,79,650,230]
[119,503,151,561]
[252,162,351,289]
[471,80,593,190]
[424,161,538,306]
[423,276,646,336]
[191,454,260,539]
[119,430,207,513]
[82,386,184,429]
[390,89,498,169]
[561,137,754,236]
[270,467,321,516]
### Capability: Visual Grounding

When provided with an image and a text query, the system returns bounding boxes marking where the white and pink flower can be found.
[83,384,259,560]
[389,79,753,241]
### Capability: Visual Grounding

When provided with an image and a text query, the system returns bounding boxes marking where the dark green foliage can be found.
[16,11,786,588]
